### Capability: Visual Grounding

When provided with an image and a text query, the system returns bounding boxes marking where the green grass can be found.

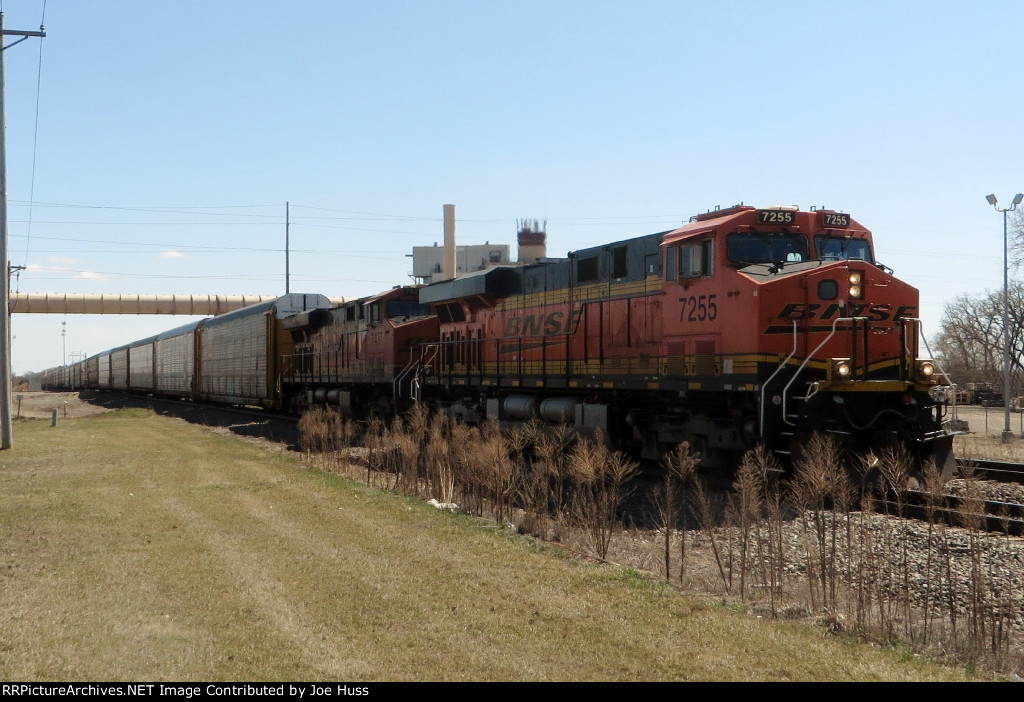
[0,410,975,681]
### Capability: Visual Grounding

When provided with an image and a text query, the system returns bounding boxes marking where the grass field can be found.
[0,409,975,681]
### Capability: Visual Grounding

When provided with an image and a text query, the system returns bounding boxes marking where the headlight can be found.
[849,271,863,299]
[919,360,935,377]
[930,386,950,403]
[832,359,852,379]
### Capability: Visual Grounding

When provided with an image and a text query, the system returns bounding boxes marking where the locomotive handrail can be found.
[759,320,798,440]
[904,316,959,419]
[414,344,439,403]
[902,316,947,382]
[899,316,915,380]
[401,343,440,404]
[393,355,421,405]
[781,316,868,427]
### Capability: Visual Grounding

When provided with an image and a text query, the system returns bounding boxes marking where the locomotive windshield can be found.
[726,233,808,266]
[814,236,874,263]
[386,300,431,319]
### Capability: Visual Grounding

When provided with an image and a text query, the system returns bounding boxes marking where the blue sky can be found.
[7,0,1024,373]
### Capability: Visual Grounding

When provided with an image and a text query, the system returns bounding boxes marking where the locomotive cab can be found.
[660,205,955,477]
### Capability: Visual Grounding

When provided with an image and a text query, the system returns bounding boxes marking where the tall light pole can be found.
[986,192,1024,443]
[61,320,66,366]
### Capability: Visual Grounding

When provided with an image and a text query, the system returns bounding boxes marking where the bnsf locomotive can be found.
[44,204,956,476]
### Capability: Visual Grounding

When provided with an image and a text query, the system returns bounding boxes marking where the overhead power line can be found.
[9,199,691,226]
[18,0,45,291]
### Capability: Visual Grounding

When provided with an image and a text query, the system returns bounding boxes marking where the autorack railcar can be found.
[195,294,332,408]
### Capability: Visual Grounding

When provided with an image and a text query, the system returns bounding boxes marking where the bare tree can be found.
[1007,206,1024,270]
[934,282,1024,396]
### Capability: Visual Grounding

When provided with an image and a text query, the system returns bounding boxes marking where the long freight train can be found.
[44,205,957,476]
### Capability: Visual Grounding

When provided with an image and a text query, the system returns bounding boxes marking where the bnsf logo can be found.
[504,310,582,337]
[776,302,917,322]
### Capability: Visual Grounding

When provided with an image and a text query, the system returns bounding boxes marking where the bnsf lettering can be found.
[775,302,916,322]
[778,303,819,320]
[522,314,544,336]
[504,310,581,337]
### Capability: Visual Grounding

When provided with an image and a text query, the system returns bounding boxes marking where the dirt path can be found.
[11,391,111,421]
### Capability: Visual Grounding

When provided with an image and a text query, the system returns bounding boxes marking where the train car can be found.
[128,335,158,393]
[109,345,130,391]
[96,350,113,390]
[154,321,200,399]
[414,205,955,476]
[281,286,437,416]
[84,355,99,389]
[196,293,331,408]
[41,365,63,391]
[52,362,72,390]
[40,294,329,407]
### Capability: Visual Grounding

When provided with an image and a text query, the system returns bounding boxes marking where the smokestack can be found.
[443,204,456,281]
[516,218,547,264]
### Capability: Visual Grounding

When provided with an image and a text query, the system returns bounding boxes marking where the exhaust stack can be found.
[443,204,456,281]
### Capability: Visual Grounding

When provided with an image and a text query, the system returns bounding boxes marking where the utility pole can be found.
[285,201,290,294]
[0,13,45,450]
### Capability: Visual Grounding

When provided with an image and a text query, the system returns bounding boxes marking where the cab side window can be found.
[680,240,713,279]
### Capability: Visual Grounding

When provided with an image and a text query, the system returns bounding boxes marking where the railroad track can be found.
[875,489,1024,537]
[955,457,1024,483]
[864,458,1024,535]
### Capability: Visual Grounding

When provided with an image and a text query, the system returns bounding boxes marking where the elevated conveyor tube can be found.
[9,293,276,315]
